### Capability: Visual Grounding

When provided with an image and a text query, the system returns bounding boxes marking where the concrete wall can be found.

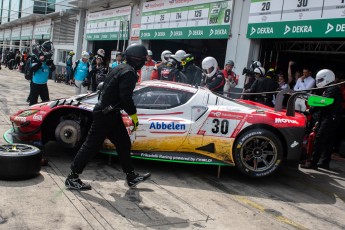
[225,0,260,88]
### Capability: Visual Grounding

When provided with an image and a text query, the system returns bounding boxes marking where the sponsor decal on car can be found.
[14,116,27,123]
[139,153,213,163]
[275,118,299,124]
[149,122,186,131]
[209,111,246,120]
[33,114,43,121]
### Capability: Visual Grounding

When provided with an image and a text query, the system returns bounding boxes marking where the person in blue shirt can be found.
[29,42,56,106]
[65,51,74,84]
[111,51,123,69]
[71,51,91,95]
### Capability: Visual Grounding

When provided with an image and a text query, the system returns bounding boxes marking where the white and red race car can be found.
[6,81,308,177]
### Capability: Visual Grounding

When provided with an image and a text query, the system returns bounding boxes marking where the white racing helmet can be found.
[250,61,262,70]
[81,51,90,60]
[161,50,172,63]
[316,69,335,88]
[254,67,265,77]
[202,57,218,78]
[171,50,186,62]
[97,49,105,57]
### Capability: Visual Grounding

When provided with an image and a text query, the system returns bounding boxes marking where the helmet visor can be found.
[203,66,214,74]
[163,53,171,61]
[316,77,325,85]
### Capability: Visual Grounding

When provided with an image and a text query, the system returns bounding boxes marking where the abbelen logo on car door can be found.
[148,119,188,134]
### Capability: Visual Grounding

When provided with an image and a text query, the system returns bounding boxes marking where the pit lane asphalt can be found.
[1,68,345,230]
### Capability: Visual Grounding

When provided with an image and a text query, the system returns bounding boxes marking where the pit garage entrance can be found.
[259,39,345,77]
[148,39,228,67]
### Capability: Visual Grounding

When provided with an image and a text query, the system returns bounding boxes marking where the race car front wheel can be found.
[0,144,42,180]
[233,129,283,178]
[55,120,82,148]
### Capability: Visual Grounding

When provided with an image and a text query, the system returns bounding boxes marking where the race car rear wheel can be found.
[0,144,42,180]
[233,129,283,178]
[55,120,82,148]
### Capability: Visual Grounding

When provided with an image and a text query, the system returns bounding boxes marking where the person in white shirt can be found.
[293,67,315,111]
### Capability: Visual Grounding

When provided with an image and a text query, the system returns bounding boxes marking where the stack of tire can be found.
[0,144,42,180]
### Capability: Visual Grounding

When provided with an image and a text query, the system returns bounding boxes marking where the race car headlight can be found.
[18,110,39,117]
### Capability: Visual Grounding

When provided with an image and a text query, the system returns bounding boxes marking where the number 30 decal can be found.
[212,119,229,134]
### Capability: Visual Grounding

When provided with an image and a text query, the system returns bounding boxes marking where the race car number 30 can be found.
[212,119,229,134]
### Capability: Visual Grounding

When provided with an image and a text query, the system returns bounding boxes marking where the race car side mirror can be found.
[307,95,334,107]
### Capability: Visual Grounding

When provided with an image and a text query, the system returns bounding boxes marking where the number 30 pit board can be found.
[140,0,233,40]
[248,0,345,39]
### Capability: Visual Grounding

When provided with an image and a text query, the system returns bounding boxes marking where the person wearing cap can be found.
[89,49,106,91]
[65,51,75,84]
[139,50,156,82]
[70,51,91,95]
[222,60,237,97]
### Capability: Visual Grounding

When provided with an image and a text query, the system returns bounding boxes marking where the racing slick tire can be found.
[0,144,42,180]
[55,120,82,149]
[233,129,283,178]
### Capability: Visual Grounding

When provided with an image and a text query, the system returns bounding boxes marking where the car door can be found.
[130,86,194,152]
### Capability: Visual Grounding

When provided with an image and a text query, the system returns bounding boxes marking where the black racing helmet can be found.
[124,44,148,70]
[31,43,41,57]
[40,41,54,59]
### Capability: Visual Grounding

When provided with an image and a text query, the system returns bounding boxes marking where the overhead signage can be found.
[33,19,51,39]
[21,24,34,40]
[248,0,284,23]
[85,6,131,41]
[323,0,345,19]
[140,0,233,40]
[247,0,345,38]
[248,18,345,38]
[281,0,323,21]
[11,26,21,40]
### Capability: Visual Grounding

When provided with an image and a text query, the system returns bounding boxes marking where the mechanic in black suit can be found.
[301,69,343,170]
[65,44,151,190]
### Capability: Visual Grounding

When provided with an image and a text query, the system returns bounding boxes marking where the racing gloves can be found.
[129,113,139,132]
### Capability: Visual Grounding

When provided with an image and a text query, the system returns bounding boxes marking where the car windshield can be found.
[133,87,194,109]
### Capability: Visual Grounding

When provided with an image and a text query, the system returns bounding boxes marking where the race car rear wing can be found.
[274,89,334,117]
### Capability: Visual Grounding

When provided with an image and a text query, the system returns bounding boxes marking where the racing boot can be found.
[65,172,92,190]
[126,171,151,188]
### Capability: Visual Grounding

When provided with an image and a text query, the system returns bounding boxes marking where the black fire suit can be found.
[182,64,203,86]
[71,64,137,174]
[158,64,187,83]
[204,70,225,93]
[309,86,343,167]
[250,76,278,107]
